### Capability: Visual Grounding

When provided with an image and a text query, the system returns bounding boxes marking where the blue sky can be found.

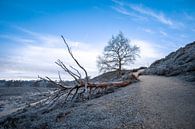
[0,0,195,80]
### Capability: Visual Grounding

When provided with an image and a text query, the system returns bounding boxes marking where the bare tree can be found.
[97,32,140,75]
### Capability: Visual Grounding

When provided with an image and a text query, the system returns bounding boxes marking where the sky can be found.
[0,0,195,80]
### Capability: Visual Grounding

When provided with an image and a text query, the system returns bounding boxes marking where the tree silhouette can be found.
[97,32,140,75]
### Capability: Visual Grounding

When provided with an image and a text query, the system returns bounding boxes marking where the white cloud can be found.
[1,45,101,80]
[131,39,164,58]
[130,39,165,68]
[0,28,103,80]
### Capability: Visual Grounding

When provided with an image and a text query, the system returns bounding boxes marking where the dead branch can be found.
[58,71,67,86]
[55,60,82,85]
[61,35,89,90]
[69,65,82,79]
[38,75,69,90]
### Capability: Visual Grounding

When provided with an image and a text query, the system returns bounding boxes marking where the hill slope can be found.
[144,41,195,81]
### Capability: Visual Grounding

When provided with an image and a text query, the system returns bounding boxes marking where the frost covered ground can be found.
[0,87,55,118]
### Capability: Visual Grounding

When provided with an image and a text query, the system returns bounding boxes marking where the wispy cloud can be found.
[112,6,131,16]
[112,0,176,26]
[112,6,147,21]
[142,28,154,34]
[111,0,124,6]
[129,4,173,26]
[183,12,195,21]
[0,34,36,44]
[159,31,167,36]
[180,34,188,38]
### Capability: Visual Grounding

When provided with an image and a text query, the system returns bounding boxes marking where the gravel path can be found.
[136,76,195,129]
[61,75,195,129]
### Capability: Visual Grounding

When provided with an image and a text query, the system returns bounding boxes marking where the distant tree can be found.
[97,32,140,75]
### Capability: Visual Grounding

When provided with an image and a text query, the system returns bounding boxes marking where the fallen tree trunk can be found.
[39,36,139,103]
